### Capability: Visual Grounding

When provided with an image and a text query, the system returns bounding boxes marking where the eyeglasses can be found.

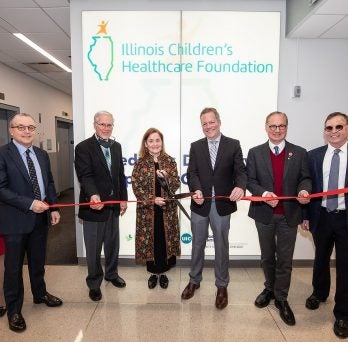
[96,123,114,129]
[11,125,36,132]
[324,125,345,132]
[268,124,287,132]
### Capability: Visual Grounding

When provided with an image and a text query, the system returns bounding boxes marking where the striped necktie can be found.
[274,146,279,155]
[103,147,112,172]
[209,140,218,169]
[26,149,41,200]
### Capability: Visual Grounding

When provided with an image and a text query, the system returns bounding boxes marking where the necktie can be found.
[327,148,340,211]
[209,140,218,169]
[103,147,112,172]
[26,149,41,200]
[274,146,279,155]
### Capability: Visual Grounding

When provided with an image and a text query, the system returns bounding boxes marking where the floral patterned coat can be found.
[132,152,181,264]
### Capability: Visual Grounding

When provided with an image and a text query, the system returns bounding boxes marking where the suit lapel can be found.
[8,142,31,183]
[316,146,327,191]
[283,142,292,180]
[201,138,213,171]
[91,136,111,176]
[33,146,48,187]
[213,135,225,171]
[261,142,273,180]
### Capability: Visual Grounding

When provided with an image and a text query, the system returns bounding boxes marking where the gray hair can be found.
[9,113,35,128]
[94,110,114,123]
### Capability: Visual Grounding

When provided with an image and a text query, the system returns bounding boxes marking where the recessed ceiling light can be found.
[13,33,72,73]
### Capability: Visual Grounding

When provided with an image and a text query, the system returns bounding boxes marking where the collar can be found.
[268,140,285,153]
[12,139,33,155]
[327,141,347,154]
[207,133,222,144]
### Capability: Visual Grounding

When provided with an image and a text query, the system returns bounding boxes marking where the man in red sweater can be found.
[246,111,311,326]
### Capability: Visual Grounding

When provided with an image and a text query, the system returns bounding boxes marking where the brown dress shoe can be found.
[181,282,200,300]
[215,287,228,310]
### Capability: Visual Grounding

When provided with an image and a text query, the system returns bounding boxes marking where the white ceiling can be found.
[0,0,71,95]
[288,0,348,38]
[0,0,347,96]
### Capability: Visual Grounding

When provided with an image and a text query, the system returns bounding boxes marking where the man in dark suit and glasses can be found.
[301,112,348,339]
[75,110,128,302]
[246,111,311,326]
[0,113,62,333]
[181,107,247,309]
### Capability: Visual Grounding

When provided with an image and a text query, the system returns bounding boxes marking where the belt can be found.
[321,207,346,214]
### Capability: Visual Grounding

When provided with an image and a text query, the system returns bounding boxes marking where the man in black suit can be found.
[0,113,62,333]
[246,111,311,326]
[181,107,247,309]
[301,112,348,339]
[75,110,128,302]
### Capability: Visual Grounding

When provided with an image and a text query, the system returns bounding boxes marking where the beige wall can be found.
[0,62,72,153]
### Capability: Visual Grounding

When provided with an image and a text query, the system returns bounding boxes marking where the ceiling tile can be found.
[0,0,37,8]
[26,32,71,50]
[315,0,348,14]
[0,8,63,33]
[44,7,70,35]
[35,0,70,7]
[320,15,348,38]
[288,13,345,38]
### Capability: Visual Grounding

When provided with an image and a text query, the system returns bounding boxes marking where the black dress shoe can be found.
[275,300,296,326]
[89,288,102,301]
[148,274,158,289]
[215,287,228,310]
[0,306,7,317]
[305,294,326,310]
[8,313,26,332]
[159,275,169,289]
[255,288,274,308]
[105,275,126,288]
[33,292,63,307]
[334,319,348,339]
[181,282,200,300]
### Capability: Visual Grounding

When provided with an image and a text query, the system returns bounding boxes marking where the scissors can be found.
[157,171,193,221]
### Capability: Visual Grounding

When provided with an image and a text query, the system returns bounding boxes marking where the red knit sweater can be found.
[270,149,285,215]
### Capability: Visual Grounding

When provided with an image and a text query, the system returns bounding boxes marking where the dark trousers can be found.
[83,210,120,290]
[256,215,298,301]
[312,209,348,320]
[3,214,48,315]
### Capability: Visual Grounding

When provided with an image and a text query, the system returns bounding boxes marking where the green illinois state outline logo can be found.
[87,20,114,81]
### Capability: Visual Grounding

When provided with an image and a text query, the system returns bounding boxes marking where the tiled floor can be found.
[0,266,339,342]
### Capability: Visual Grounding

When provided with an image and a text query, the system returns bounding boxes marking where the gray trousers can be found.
[255,214,298,301]
[83,210,120,290]
[189,201,231,288]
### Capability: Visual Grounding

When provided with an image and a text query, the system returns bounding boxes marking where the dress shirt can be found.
[13,139,46,205]
[268,140,285,155]
[322,142,347,210]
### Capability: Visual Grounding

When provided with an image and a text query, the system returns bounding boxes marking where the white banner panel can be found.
[81,11,280,257]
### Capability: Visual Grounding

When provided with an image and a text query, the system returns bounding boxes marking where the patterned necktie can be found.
[26,149,41,200]
[327,148,340,211]
[274,146,279,155]
[209,140,218,169]
[103,147,112,172]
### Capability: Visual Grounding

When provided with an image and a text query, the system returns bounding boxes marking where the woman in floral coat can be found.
[132,128,181,289]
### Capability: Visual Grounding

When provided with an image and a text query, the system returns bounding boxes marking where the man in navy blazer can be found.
[0,113,62,333]
[301,112,348,339]
[247,111,311,326]
[181,107,247,309]
[75,111,128,302]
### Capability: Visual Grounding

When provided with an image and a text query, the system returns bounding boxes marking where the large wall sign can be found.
[82,11,280,257]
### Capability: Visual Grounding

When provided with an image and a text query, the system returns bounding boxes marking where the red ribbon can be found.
[48,187,348,209]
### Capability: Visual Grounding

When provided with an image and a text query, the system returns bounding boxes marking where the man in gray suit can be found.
[181,107,247,309]
[246,111,311,325]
